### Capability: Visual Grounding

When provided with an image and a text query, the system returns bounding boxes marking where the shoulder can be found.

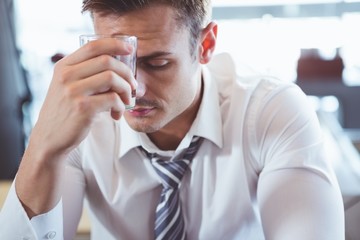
[207,52,301,99]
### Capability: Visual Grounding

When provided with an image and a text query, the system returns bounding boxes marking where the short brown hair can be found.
[82,0,211,54]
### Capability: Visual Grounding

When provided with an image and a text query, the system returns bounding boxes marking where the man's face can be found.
[93,4,203,134]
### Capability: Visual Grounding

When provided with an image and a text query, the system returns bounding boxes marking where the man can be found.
[0,0,344,239]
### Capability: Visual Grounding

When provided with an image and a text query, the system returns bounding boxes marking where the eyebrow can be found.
[137,51,173,61]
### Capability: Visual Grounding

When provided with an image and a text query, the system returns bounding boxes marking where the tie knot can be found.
[152,158,191,189]
[139,136,203,189]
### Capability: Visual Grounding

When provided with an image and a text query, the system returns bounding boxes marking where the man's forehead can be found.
[92,4,192,58]
[94,6,186,37]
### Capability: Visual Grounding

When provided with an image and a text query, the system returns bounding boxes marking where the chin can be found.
[125,118,160,133]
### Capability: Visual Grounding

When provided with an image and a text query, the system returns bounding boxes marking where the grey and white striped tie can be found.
[140,136,203,240]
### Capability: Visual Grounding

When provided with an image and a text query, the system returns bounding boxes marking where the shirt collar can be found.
[189,65,223,148]
[118,54,234,158]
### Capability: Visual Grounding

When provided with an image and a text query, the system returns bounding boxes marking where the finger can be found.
[65,38,134,65]
[111,110,121,120]
[68,70,133,105]
[85,91,126,117]
[65,54,137,90]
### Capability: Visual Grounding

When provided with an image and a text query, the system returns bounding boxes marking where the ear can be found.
[198,21,218,64]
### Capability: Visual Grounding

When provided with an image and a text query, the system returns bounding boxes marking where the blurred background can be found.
[1,0,360,239]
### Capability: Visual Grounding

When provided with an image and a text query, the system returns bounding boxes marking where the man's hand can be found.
[15,38,137,217]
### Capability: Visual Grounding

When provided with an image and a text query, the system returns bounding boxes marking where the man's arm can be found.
[0,181,63,239]
[258,167,344,240]
[253,84,344,239]
[14,37,136,218]
[0,150,86,240]
[0,38,136,238]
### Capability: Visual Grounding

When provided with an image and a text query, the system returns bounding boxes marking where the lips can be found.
[128,106,154,117]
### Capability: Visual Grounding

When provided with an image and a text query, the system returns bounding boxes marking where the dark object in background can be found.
[0,0,32,179]
[51,53,65,63]
[296,48,360,129]
[296,48,344,82]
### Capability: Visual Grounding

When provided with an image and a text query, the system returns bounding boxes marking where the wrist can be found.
[15,138,68,218]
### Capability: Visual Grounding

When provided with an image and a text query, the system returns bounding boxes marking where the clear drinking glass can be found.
[79,34,137,109]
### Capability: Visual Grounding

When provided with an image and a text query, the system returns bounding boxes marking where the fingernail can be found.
[126,44,134,53]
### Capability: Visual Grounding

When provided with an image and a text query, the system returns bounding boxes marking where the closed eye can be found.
[140,59,171,70]
[137,51,173,70]
[147,59,169,68]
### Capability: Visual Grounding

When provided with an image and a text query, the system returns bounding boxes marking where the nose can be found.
[135,81,146,98]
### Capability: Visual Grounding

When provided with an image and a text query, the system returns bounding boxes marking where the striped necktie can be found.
[140,136,203,240]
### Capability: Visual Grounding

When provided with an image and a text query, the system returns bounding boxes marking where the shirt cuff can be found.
[0,181,63,240]
[30,198,63,240]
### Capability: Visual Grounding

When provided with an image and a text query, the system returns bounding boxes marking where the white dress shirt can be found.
[0,53,344,240]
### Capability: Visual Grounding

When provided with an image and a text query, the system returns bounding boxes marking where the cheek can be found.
[168,68,199,106]
[137,57,199,107]
[136,69,173,100]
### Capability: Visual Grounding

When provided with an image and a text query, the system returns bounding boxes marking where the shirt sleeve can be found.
[0,149,85,240]
[0,181,39,240]
[251,82,345,239]
[30,199,63,239]
[0,181,63,239]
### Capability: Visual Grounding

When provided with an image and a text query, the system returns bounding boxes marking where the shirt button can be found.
[45,231,56,239]
[22,237,31,240]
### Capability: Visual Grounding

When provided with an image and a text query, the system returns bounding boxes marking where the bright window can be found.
[13,1,360,126]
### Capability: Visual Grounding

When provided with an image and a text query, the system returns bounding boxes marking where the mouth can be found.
[127,106,155,117]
